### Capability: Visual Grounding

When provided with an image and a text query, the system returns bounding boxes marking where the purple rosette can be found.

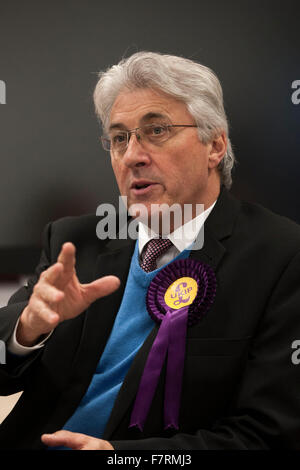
[129,258,217,432]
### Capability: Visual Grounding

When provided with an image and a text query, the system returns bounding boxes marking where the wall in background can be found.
[0,0,299,274]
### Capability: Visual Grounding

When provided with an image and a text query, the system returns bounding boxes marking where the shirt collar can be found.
[138,201,216,254]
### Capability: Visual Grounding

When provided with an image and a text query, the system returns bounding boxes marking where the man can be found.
[0,52,300,450]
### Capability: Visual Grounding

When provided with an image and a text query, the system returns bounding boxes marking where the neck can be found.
[141,199,219,236]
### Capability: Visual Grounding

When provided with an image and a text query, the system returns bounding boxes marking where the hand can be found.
[41,430,114,450]
[17,242,120,346]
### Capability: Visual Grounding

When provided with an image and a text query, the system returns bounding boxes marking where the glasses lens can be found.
[109,131,128,153]
[143,124,169,143]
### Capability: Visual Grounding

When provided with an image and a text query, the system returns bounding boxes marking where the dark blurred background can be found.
[0,0,299,274]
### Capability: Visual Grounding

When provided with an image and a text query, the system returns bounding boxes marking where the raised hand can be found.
[17,242,120,346]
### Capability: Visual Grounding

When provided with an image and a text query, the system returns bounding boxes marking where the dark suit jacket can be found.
[1,188,300,449]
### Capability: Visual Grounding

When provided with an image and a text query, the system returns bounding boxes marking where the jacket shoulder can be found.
[238,199,300,255]
[51,213,99,235]
[45,214,101,257]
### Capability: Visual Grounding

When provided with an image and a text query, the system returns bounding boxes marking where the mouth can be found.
[130,180,159,195]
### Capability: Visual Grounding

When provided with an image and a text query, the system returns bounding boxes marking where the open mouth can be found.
[134,183,151,189]
[131,181,158,194]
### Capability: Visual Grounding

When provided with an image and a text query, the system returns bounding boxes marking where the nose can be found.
[122,132,151,168]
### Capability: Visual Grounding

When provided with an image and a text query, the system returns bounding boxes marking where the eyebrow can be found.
[108,112,170,131]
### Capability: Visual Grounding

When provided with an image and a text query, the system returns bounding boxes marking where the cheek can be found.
[186,148,209,177]
[111,161,124,185]
[164,151,199,184]
[171,152,208,194]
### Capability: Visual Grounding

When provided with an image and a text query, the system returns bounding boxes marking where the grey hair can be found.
[93,52,235,189]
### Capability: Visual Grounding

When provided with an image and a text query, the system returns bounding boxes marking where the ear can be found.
[208,132,227,169]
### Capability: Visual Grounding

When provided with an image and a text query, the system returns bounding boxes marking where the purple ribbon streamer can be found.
[164,306,189,429]
[129,306,189,431]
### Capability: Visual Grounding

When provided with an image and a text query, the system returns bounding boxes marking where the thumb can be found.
[82,275,120,305]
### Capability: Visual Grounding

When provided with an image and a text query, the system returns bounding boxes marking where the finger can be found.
[82,275,120,305]
[41,431,90,450]
[33,282,64,305]
[82,439,114,450]
[28,296,60,328]
[41,262,64,286]
[57,242,76,275]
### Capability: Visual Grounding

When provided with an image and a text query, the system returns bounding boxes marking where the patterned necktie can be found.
[140,238,173,273]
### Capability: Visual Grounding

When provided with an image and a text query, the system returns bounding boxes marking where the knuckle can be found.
[33,283,40,296]
[40,306,52,323]
[32,297,45,316]
[28,295,36,310]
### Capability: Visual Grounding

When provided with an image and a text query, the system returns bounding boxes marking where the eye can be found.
[153,125,166,135]
[145,124,167,137]
[112,133,127,144]
[153,125,164,134]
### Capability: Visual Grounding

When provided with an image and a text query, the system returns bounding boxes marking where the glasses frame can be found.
[101,123,198,153]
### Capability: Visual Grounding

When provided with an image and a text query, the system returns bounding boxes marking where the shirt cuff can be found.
[7,316,53,356]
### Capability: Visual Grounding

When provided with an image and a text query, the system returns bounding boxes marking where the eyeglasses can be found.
[101,123,198,154]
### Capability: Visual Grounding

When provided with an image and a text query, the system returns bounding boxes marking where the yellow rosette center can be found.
[164,277,198,310]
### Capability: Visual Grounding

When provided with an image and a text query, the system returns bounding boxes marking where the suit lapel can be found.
[103,188,241,439]
[191,186,241,268]
[189,225,226,269]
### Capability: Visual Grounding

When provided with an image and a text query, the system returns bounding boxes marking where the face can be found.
[108,88,223,222]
